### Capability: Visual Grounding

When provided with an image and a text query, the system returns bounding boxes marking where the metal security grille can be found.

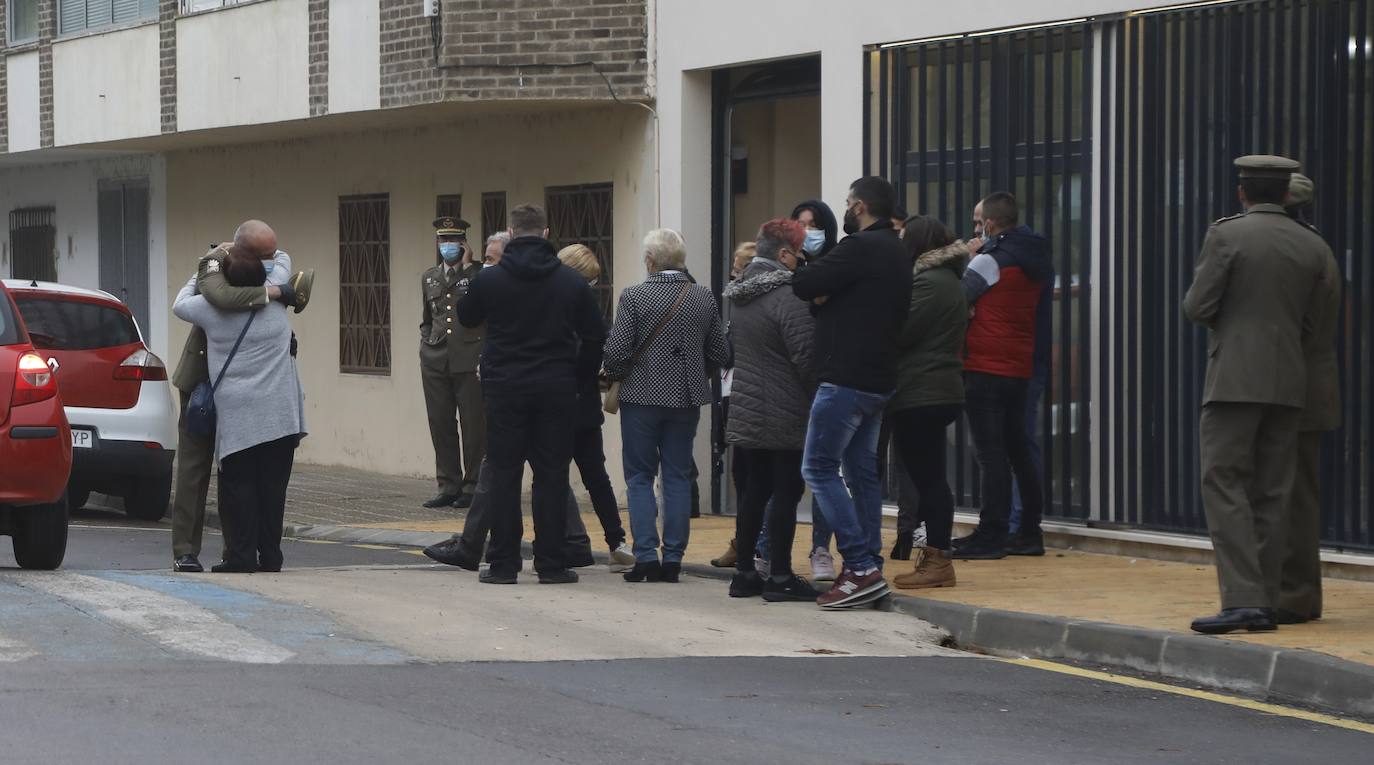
[1099,0,1373,549]
[545,183,614,321]
[338,194,391,375]
[9,207,57,283]
[481,192,507,244]
[874,23,1095,521]
[434,194,462,264]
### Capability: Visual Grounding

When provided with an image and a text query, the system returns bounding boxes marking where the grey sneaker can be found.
[809,547,836,582]
[754,555,771,578]
[609,543,636,572]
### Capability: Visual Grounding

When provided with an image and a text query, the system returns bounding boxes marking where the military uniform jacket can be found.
[171,248,275,393]
[420,262,484,374]
[1183,203,1334,409]
[1300,245,1343,432]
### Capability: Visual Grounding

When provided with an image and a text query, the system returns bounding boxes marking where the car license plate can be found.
[71,429,94,449]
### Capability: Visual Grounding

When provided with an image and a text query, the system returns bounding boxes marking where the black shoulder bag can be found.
[186,312,257,436]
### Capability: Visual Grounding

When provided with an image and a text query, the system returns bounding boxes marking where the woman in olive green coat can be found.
[889,217,969,590]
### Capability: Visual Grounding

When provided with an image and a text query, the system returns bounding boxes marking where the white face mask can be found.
[802,228,826,256]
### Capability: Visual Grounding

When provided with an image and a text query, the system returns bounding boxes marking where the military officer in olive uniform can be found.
[420,216,486,509]
[171,219,312,573]
[1277,173,1343,625]
[1183,155,1335,635]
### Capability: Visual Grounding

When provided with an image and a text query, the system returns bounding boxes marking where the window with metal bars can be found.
[481,192,507,245]
[9,207,57,283]
[545,184,614,321]
[338,194,391,375]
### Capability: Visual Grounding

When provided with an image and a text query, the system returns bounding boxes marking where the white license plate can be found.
[71,429,95,449]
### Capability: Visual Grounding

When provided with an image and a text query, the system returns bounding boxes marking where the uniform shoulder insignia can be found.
[1212,212,1245,225]
[204,258,221,274]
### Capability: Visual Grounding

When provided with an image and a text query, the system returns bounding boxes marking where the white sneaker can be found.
[609,543,635,572]
[754,555,771,578]
[913,523,928,549]
[810,546,836,582]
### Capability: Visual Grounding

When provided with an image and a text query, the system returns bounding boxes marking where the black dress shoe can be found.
[567,550,596,568]
[1274,609,1310,625]
[1006,530,1046,556]
[1190,608,1277,634]
[623,560,661,582]
[423,493,460,509]
[660,562,682,583]
[211,561,256,574]
[453,493,475,509]
[729,571,764,598]
[951,530,981,549]
[424,538,482,571]
[538,569,579,584]
[951,534,1008,560]
[258,557,283,573]
[173,555,204,573]
[479,569,518,585]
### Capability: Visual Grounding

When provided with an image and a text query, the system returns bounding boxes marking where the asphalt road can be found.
[0,517,1364,764]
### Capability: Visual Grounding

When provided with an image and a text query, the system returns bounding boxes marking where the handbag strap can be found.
[628,282,692,368]
[211,311,258,393]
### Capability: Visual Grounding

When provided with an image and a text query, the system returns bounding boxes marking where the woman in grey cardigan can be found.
[173,248,307,573]
[722,218,819,602]
[603,228,730,583]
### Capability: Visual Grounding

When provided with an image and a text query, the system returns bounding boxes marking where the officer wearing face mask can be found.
[419,216,486,510]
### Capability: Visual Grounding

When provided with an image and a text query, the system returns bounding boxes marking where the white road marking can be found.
[21,573,294,664]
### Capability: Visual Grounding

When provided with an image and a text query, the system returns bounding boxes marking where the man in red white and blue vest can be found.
[952,192,1055,560]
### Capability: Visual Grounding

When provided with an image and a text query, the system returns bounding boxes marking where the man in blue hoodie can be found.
[457,204,606,585]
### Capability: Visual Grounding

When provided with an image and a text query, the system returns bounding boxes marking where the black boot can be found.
[623,560,661,582]
[890,534,914,561]
[660,562,682,583]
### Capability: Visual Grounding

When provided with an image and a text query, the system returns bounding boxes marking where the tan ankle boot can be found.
[893,547,956,589]
[711,539,738,568]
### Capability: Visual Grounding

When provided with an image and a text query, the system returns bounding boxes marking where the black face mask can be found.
[842,208,860,236]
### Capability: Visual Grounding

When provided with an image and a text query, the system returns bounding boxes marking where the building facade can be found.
[4,0,1371,552]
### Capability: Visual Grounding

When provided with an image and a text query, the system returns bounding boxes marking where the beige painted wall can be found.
[730,95,821,249]
[5,51,41,153]
[163,106,656,486]
[53,23,161,146]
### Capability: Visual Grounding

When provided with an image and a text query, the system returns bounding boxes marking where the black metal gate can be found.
[873,0,1373,550]
[872,22,1095,521]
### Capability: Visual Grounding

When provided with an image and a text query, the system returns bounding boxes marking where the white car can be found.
[4,280,177,520]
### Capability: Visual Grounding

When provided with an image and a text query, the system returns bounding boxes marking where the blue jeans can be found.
[801,383,890,573]
[1010,373,1047,534]
[620,403,701,564]
[755,496,832,561]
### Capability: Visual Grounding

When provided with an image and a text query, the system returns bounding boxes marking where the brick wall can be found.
[159,0,177,133]
[308,0,329,117]
[381,0,648,108]
[37,0,54,147]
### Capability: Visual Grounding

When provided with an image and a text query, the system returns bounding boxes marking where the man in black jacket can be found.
[457,204,606,584]
[792,177,912,609]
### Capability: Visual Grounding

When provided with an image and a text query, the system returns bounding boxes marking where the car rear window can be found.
[0,293,21,346]
[13,296,139,351]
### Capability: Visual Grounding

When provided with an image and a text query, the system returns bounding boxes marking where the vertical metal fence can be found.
[875,0,1373,550]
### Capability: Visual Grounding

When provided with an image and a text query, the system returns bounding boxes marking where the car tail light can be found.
[12,353,57,406]
[113,348,168,382]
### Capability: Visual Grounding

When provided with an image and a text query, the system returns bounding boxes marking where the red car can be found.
[0,280,71,570]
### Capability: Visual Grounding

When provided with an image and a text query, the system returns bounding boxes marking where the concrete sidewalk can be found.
[249,463,1374,716]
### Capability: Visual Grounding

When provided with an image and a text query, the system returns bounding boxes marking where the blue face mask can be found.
[802,228,826,256]
[439,242,461,263]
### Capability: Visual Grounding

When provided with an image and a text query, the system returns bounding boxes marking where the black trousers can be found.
[218,435,298,570]
[483,392,577,576]
[877,414,924,537]
[572,425,627,549]
[734,447,805,577]
[458,457,592,557]
[890,404,961,550]
[965,371,1044,539]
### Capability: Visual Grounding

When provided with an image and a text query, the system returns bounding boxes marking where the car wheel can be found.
[69,485,91,511]
[12,492,69,570]
[124,473,172,521]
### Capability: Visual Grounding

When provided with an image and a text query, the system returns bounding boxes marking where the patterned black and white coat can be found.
[603,271,731,409]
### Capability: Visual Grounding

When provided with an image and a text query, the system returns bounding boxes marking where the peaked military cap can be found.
[433,216,470,237]
[1288,173,1314,207]
[1234,154,1300,179]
